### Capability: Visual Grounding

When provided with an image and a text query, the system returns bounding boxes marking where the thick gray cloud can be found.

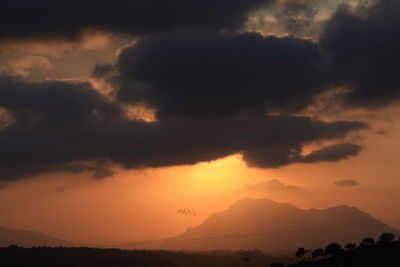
[0,0,274,40]
[0,75,366,181]
[320,0,400,107]
[111,31,324,119]
[0,75,124,130]
[101,0,400,119]
[4,0,399,183]
[243,143,362,168]
[298,143,362,163]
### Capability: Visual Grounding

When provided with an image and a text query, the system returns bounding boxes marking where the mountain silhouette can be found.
[162,198,399,252]
[0,226,74,248]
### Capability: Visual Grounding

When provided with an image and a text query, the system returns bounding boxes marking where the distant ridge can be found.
[162,198,399,252]
[0,226,74,248]
[237,179,298,193]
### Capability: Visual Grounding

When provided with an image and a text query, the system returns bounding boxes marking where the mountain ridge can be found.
[162,198,399,252]
[0,226,74,248]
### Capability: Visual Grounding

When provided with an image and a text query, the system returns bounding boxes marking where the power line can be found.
[0,189,397,213]
[120,222,400,246]
[166,222,400,243]
[267,189,400,197]
[0,200,177,213]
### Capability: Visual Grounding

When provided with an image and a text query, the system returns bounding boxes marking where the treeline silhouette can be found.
[0,246,290,267]
[4,233,399,267]
[270,232,400,267]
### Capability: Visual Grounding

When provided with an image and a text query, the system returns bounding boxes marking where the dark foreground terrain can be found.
[2,233,399,267]
[0,246,291,267]
[284,233,400,267]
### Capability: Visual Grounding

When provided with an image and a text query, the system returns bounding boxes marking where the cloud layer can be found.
[112,32,324,119]
[320,0,400,107]
[0,0,274,40]
[1,0,399,182]
[0,75,366,181]
[106,0,400,117]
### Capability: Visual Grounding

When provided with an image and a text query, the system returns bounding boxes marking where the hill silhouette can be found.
[0,226,73,248]
[162,198,399,252]
[0,247,291,267]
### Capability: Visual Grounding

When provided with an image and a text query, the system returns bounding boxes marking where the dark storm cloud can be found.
[102,0,400,124]
[0,0,275,40]
[112,31,324,119]
[320,0,400,107]
[298,143,362,163]
[0,75,124,130]
[4,0,398,183]
[243,143,362,168]
[0,74,124,180]
[0,75,366,181]
[334,179,359,186]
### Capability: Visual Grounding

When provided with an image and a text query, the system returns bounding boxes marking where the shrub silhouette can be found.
[289,232,400,267]
[379,233,395,243]
[311,248,324,259]
[295,247,308,259]
[344,243,356,251]
[242,256,251,267]
[324,243,343,256]
[360,237,375,246]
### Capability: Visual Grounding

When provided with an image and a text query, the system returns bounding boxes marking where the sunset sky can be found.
[0,0,399,245]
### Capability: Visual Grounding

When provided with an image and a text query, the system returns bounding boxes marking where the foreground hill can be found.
[0,226,73,247]
[163,198,399,252]
[0,247,291,267]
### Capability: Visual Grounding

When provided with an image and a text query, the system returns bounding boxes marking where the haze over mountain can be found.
[237,179,298,193]
[0,226,73,248]
[162,198,399,252]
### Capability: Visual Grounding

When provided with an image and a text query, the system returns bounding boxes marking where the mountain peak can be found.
[229,197,296,209]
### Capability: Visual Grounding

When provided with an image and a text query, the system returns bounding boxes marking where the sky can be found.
[0,0,400,245]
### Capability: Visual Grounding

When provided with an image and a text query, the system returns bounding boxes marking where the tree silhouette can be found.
[295,247,308,259]
[324,242,343,256]
[379,233,395,243]
[311,248,324,259]
[0,247,284,267]
[291,233,400,266]
[242,256,251,267]
[344,243,357,251]
[361,237,375,246]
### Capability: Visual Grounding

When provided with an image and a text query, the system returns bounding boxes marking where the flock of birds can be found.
[176,208,200,216]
